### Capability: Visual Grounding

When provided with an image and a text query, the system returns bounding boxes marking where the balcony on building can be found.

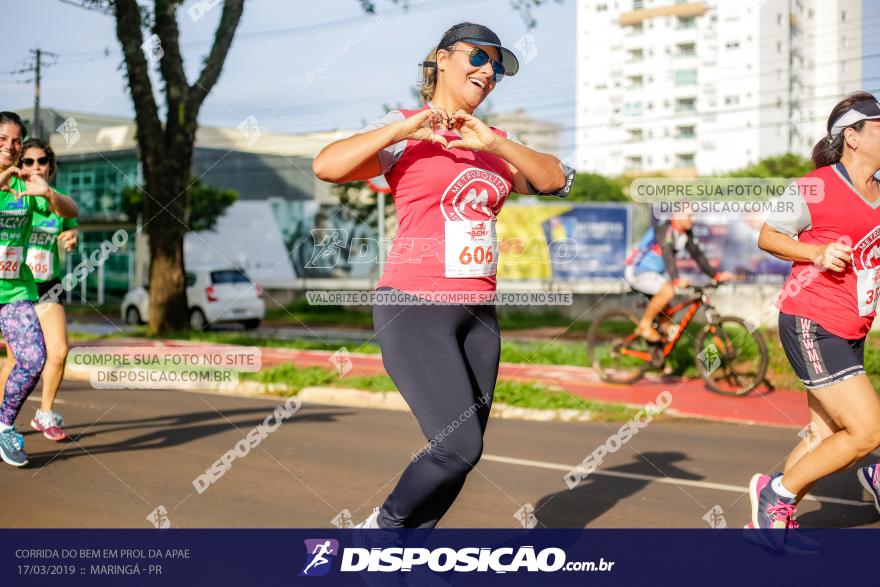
[618,2,707,26]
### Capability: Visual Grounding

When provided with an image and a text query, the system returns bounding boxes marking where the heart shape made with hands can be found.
[0,167,48,199]
[412,109,494,152]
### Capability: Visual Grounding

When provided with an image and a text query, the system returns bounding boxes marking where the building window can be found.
[677,42,696,57]
[627,75,644,89]
[675,97,696,112]
[676,153,695,168]
[56,158,138,216]
[626,22,644,35]
[625,156,643,171]
[677,16,696,29]
[675,68,697,85]
[597,3,608,11]
[677,126,695,139]
[627,48,643,62]
[725,41,740,49]
[724,95,740,105]
[627,128,643,142]
[633,0,644,9]
[624,102,643,116]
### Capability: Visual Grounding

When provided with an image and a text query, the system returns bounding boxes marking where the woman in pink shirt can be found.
[313,22,572,528]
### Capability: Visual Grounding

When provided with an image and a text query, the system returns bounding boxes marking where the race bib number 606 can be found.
[444,220,498,278]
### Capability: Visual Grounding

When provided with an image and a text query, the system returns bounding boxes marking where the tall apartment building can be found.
[576,0,862,176]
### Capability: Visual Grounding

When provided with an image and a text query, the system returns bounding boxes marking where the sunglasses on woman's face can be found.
[22,157,49,167]
[447,47,505,83]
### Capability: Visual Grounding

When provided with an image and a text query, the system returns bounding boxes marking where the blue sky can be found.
[4,0,878,160]
[3,0,576,152]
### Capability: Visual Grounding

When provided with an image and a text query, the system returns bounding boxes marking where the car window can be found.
[185,273,196,287]
[210,270,251,284]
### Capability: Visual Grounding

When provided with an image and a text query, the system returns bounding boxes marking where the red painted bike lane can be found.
[75,339,808,429]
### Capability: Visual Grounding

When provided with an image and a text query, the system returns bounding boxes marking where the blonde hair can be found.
[419,47,440,104]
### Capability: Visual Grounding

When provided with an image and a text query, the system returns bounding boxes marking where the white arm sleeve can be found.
[765,182,812,236]
[357,110,407,175]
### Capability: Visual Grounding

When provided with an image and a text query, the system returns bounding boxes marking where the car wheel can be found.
[241,319,261,330]
[189,308,208,331]
[124,306,142,325]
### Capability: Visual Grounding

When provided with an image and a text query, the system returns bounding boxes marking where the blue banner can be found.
[2,529,877,586]
[542,205,630,280]
[678,216,791,283]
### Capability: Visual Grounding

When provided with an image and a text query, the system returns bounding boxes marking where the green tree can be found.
[725,153,814,178]
[566,172,628,202]
[121,180,237,232]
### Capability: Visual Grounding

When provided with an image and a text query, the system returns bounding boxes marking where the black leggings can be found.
[373,291,500,528]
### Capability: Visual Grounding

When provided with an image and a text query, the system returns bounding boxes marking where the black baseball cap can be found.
[437,22,519,77]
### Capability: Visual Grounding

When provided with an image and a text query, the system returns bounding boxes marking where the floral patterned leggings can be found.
[0,301,46,426]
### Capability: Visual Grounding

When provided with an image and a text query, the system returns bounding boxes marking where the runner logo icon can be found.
[440,167,509,222]
[300,539,339,577]
[854,224,880,271]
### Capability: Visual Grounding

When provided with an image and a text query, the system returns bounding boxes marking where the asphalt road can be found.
[4,382,880,529]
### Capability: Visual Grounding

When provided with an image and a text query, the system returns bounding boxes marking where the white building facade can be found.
[576,0,862,176]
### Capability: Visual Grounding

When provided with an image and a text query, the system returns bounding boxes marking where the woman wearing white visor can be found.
[749,92,880,550]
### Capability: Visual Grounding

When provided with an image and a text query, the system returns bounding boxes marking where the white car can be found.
[121,266,265,330]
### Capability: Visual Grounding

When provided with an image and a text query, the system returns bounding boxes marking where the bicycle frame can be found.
[618,292,710,362]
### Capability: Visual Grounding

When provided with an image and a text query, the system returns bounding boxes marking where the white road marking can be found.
[482,454,870,508]
[27,396,67,405]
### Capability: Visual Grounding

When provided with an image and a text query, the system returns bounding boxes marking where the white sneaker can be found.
[354,507,381,529]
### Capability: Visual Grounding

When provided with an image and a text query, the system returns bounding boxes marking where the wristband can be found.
[527,163,575,198]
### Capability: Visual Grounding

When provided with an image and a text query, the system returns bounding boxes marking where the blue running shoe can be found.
[0,427,28,467]
[857,464,880,514]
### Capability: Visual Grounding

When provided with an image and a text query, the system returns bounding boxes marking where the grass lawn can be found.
[240,363,643,421]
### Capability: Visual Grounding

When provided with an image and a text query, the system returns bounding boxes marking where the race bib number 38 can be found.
[444,220,498,278]
[26,248,53,281]
[0,245,23,279]
[854,224,880,316]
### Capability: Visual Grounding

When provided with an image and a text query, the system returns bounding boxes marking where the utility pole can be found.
[16,48,58,138]
[33,48,41,138]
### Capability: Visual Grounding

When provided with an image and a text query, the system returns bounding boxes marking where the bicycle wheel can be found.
[587,309,652,384]
[694,316,768,396]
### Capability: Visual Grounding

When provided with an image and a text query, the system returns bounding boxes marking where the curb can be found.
[61,370,593,422]
[295,386,594,422]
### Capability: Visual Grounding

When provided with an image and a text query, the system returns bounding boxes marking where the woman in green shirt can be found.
[0,138,78,441]
[0,112,77,467]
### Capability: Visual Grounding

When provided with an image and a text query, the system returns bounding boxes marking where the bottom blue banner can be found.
[1,529,876,585]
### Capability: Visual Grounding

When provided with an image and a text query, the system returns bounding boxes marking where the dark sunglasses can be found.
[22,157,49,167]
[447,47,505,83]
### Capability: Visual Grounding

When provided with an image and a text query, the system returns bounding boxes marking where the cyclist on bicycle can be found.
[624,212,733,342]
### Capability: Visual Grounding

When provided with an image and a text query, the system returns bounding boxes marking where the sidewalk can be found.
[72,338,809,429]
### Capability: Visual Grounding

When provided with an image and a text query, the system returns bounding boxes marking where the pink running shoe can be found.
[747,473,796,550]
[31,410,67,441]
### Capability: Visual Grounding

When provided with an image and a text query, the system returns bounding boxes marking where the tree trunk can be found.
[112,0,244,334]
[144,132,195,334]
[145,173,189,334]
